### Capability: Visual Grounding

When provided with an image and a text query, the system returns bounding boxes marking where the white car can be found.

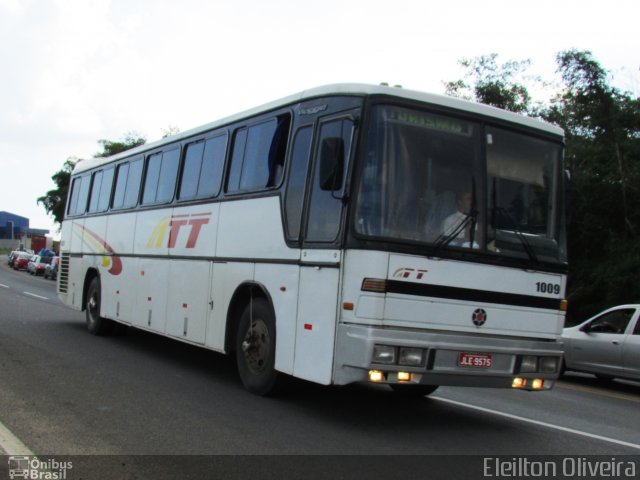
[26,255,53,276]
[562,304,640,381]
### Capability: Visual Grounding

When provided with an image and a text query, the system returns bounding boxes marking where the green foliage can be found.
[95,132,146,158]
[39,133,147,226]
[444,54,534,113]
[37,158,77,226]
[543,50,640,321]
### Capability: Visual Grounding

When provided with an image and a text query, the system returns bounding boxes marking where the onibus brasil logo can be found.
[8,456,72,479]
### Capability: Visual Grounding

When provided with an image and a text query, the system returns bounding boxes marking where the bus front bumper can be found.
[333,323,563,391]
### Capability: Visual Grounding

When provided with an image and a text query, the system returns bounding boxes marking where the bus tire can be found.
[85,276,114,336]
[389,384,438,397]
[235,298,280,396]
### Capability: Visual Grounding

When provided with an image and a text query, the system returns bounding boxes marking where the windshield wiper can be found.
[492,206,539,265]
[490,178,538,265]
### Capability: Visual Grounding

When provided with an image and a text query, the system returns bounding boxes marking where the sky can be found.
[0,0,638,240]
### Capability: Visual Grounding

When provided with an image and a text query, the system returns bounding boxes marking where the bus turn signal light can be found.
[369,370,384,382]
[361,278,387,293]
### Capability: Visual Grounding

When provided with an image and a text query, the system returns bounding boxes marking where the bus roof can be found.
[73,83,564,174]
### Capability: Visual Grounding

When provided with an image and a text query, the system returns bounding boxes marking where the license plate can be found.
[458,352,493,368]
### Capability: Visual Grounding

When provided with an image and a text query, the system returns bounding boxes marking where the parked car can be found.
[43,256,59,280]
[7,249,31,267]
[27,255,53,276]
[562,304,640,382]
[12,252,32,271]
[7,250,19,267]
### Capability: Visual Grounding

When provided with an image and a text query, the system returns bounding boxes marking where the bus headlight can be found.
[540,357,559,373]
[373,345,396,364]
[398,347,424,366]
[520,356,538,373]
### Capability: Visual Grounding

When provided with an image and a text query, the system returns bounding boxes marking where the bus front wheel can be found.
[85,276,114,336]
[235,298,280,396]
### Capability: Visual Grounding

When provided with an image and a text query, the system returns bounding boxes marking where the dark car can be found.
[44,256,59,280]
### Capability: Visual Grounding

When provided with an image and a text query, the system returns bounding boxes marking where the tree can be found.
[37,158,77,226]
[38,133,147,226]
[542,50,640,320]
[444,54,534,113]
[94,132,146,158]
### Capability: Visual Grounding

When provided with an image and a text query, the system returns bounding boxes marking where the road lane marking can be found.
[23,292,49,301]
[557,381,640,404]
[0,283,9,288]
[0,419,34,455]
[432,396,640,451]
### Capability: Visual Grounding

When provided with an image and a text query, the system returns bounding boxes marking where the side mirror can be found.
[319,137,344,191]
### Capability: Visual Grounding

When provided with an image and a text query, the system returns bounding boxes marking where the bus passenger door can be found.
[294,113,356,384]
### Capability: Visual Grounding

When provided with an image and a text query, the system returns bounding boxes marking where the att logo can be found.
[392,268,428,280]
[147,212,212,249]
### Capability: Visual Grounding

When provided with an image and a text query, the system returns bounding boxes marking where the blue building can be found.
[0,211,49,250]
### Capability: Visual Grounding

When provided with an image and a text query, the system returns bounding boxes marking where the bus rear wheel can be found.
[85,276,114,336]
[235,298,280,396]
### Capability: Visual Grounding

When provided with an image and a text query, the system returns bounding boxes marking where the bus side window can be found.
[227,114,290,193]
[142,148,179,205]
[113,157,143,209]
[266,114,291,188]
[180,134,228,201]
[198,134,227,197]
[97,167,115,212]
[284,126,313,240]
[87,170,104,213]
[68,175,90,216]
[180,141,205,200]
[112,162,130,209]
[123,157,143,208]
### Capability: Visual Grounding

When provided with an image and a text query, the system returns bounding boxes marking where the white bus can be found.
[59,84,567,396]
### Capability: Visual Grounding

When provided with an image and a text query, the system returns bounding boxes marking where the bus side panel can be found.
[207,262,255,351]
[167,204,220,257]
[340,250,390,326]
[133,209,171,257]
[254,263,299,376]
[101,212,138,322]
[65,217,85,310]
[132,258,169,332]
[217,197,298,261]
[166,259,211,344]
[293,263,340,385]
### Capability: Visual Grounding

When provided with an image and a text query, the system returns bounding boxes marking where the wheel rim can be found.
[88,289,99,323]
[241,318,271,375]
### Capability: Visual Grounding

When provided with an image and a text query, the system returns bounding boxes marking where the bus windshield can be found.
[354,105,567,266]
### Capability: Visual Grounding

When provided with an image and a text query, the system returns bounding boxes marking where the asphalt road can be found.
[0,260,639,477]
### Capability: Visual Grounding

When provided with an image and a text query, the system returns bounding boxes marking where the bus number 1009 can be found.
[536,282,561,295]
